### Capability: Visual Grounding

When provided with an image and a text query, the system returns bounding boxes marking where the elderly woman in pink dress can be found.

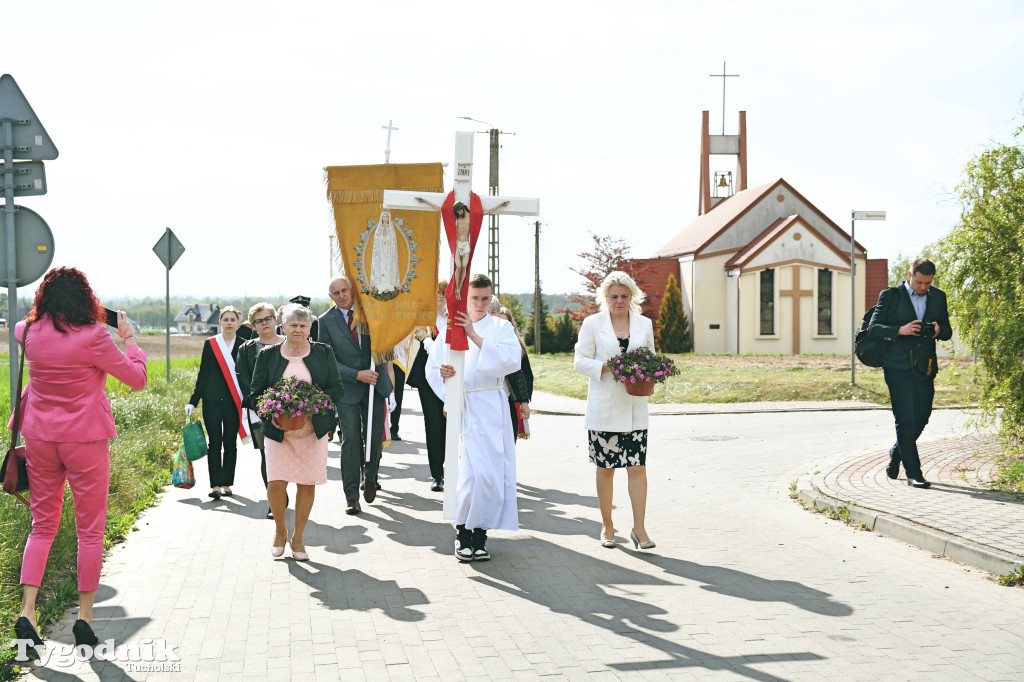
[249,303,343,561]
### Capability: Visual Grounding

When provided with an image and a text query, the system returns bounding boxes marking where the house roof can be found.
[173,304,220,324]
[653,178,865,259]
[725,214,852,271]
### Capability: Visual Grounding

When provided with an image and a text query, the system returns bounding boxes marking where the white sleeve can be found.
[574,316,605,381]
[425,326,447,401]
[474,320,522,380]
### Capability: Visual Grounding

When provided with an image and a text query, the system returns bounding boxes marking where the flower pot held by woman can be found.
[624,380,655,397]
[276,414,308,431]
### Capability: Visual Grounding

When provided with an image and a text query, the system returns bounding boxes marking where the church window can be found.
[817,269,832,335]
[759,269,774,335]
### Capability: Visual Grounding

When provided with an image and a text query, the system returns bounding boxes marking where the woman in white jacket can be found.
[574,271,656,551]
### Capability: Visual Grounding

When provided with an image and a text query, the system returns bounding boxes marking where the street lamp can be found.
[850,209,886,385]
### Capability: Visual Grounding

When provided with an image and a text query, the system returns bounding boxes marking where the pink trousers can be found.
[21,438,110,592]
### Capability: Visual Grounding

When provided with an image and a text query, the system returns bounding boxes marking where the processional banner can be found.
[326,163,443,361]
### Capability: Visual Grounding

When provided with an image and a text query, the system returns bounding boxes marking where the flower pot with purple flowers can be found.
[608,347,680,398]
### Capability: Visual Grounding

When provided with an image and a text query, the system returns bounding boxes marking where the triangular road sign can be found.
[0,75,58,161]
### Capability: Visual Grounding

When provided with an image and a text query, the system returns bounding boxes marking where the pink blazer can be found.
[15,316,148,442]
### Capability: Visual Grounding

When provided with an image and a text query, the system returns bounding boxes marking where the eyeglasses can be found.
[254,316,275,325]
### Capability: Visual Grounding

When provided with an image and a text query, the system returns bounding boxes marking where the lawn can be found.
[531,353,979,406]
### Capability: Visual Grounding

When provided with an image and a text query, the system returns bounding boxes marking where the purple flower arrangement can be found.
[256,376,335,422]
[608,347,680,386]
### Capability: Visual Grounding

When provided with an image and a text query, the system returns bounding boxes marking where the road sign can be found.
[0,160,46,196]
[852,211,886,221]
[0,75,58,160]
[153,228,184,269]
[0,205,54,286]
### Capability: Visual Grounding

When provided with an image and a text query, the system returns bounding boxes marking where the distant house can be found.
[174,304,220,335]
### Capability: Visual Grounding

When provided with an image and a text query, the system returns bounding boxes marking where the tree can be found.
[936,125,1024,460]
[524,293,556,353]
[564,232,652,323]
[498,293,525,330]
[888,247,942,288]
[656,274,689,352]
[552,312,578,353]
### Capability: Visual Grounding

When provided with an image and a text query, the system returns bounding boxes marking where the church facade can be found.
[652,177,886,354]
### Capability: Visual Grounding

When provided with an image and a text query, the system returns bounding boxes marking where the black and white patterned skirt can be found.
[588,429,647,468]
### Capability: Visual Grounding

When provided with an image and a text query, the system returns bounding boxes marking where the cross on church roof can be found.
[710,61,739,135]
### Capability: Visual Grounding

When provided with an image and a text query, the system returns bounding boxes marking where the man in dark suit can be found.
[867,258,952,488]
[318,276,393,514]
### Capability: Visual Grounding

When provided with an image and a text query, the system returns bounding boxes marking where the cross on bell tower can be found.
[699,62,747,215]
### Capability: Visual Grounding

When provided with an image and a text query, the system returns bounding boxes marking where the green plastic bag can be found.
[182,419,208,462]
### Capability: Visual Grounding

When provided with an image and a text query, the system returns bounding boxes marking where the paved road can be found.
[26,390,1024,680]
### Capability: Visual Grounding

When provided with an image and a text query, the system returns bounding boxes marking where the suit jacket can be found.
[15,316,148,442]
[867,283,952,374]
[248,342,344,442]
[574,311,656,432]
[189,335,244,406]
[317,306,393,405]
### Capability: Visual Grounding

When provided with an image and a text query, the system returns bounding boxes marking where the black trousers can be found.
[338,393,386,502]
[202,401,239,487]
[418,386,446,481]
[883,367,935,480]
[391,365,406,437]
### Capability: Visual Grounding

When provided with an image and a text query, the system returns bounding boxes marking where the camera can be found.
[916,319,937,338]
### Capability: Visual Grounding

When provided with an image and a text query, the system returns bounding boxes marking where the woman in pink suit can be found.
[12,267,148,652]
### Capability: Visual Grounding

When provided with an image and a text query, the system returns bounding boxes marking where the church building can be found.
[646,111,887,355]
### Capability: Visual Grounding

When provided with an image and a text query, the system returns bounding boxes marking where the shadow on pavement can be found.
[470,537,825,680]
[287,561,427,622]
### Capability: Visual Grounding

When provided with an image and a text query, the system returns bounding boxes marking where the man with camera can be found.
[867,258,952,488]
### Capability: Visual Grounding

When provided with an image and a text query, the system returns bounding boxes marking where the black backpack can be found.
[855,287,896,368]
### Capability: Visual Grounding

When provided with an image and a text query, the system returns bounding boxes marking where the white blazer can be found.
[574,311,656,432]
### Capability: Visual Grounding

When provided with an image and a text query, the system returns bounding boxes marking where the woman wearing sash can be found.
[186,306,249,499]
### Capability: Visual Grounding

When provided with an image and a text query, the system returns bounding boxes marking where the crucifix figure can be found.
[382,131,539,519]
[382,119,399,163]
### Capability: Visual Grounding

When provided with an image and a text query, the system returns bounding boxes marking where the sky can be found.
[1,0,1021,306]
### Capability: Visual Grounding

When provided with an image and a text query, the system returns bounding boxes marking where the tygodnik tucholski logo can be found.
[13,636,181,670]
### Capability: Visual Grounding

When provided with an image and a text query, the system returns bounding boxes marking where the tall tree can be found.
[524,293,556,353]
[552,312,578,353]
[498,293,525,330]
[656,274,690,352]
[937,125,1024,459]
[564,232,652,323]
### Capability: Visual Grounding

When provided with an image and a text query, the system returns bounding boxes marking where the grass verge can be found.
[0,356,198,677]
[530,353,978,406]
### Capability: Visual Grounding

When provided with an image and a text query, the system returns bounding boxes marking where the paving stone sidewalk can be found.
[796,436,1024,575]
[535,391,1024,575]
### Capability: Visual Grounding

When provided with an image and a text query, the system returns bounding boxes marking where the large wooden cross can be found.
[780,266,814,354]
[383,131,539,519]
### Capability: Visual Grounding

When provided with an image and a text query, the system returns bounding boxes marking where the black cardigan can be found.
[249,341,344,443]
[189,336,244,406]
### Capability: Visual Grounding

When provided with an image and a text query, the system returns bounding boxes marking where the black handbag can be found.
[3,323,30,506]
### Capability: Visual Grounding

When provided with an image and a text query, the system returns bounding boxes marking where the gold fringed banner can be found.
[326,163,443,360]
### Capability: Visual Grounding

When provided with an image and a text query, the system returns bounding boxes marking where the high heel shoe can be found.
[72,619,99,648]
[630,529,656,550]
[14,616,43,657]
[271,534,287,558]
[290,541,309,562]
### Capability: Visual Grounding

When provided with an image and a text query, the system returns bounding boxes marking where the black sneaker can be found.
[471,528,490,561]
[455,525,474,562]
[430,479,444,492]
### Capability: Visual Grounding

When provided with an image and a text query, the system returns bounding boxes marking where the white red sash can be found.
[210,335,251,442]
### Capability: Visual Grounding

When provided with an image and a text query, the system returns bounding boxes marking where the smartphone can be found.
[104,308,119,328]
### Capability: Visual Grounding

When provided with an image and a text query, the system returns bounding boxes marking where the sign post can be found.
[152,228,185,381]
[0,74,59,404]
[851,210,886,385]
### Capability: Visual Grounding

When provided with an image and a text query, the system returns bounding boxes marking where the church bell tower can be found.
[699,110,747,215]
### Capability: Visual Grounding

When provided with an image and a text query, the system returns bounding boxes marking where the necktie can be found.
[346,309,359,345]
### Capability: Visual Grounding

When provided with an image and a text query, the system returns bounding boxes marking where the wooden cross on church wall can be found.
[382,131,540,519]
[780,265,814,354]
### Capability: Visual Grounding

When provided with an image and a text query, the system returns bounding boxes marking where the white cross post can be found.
[382,119,398,163]
[383,131,539,519]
